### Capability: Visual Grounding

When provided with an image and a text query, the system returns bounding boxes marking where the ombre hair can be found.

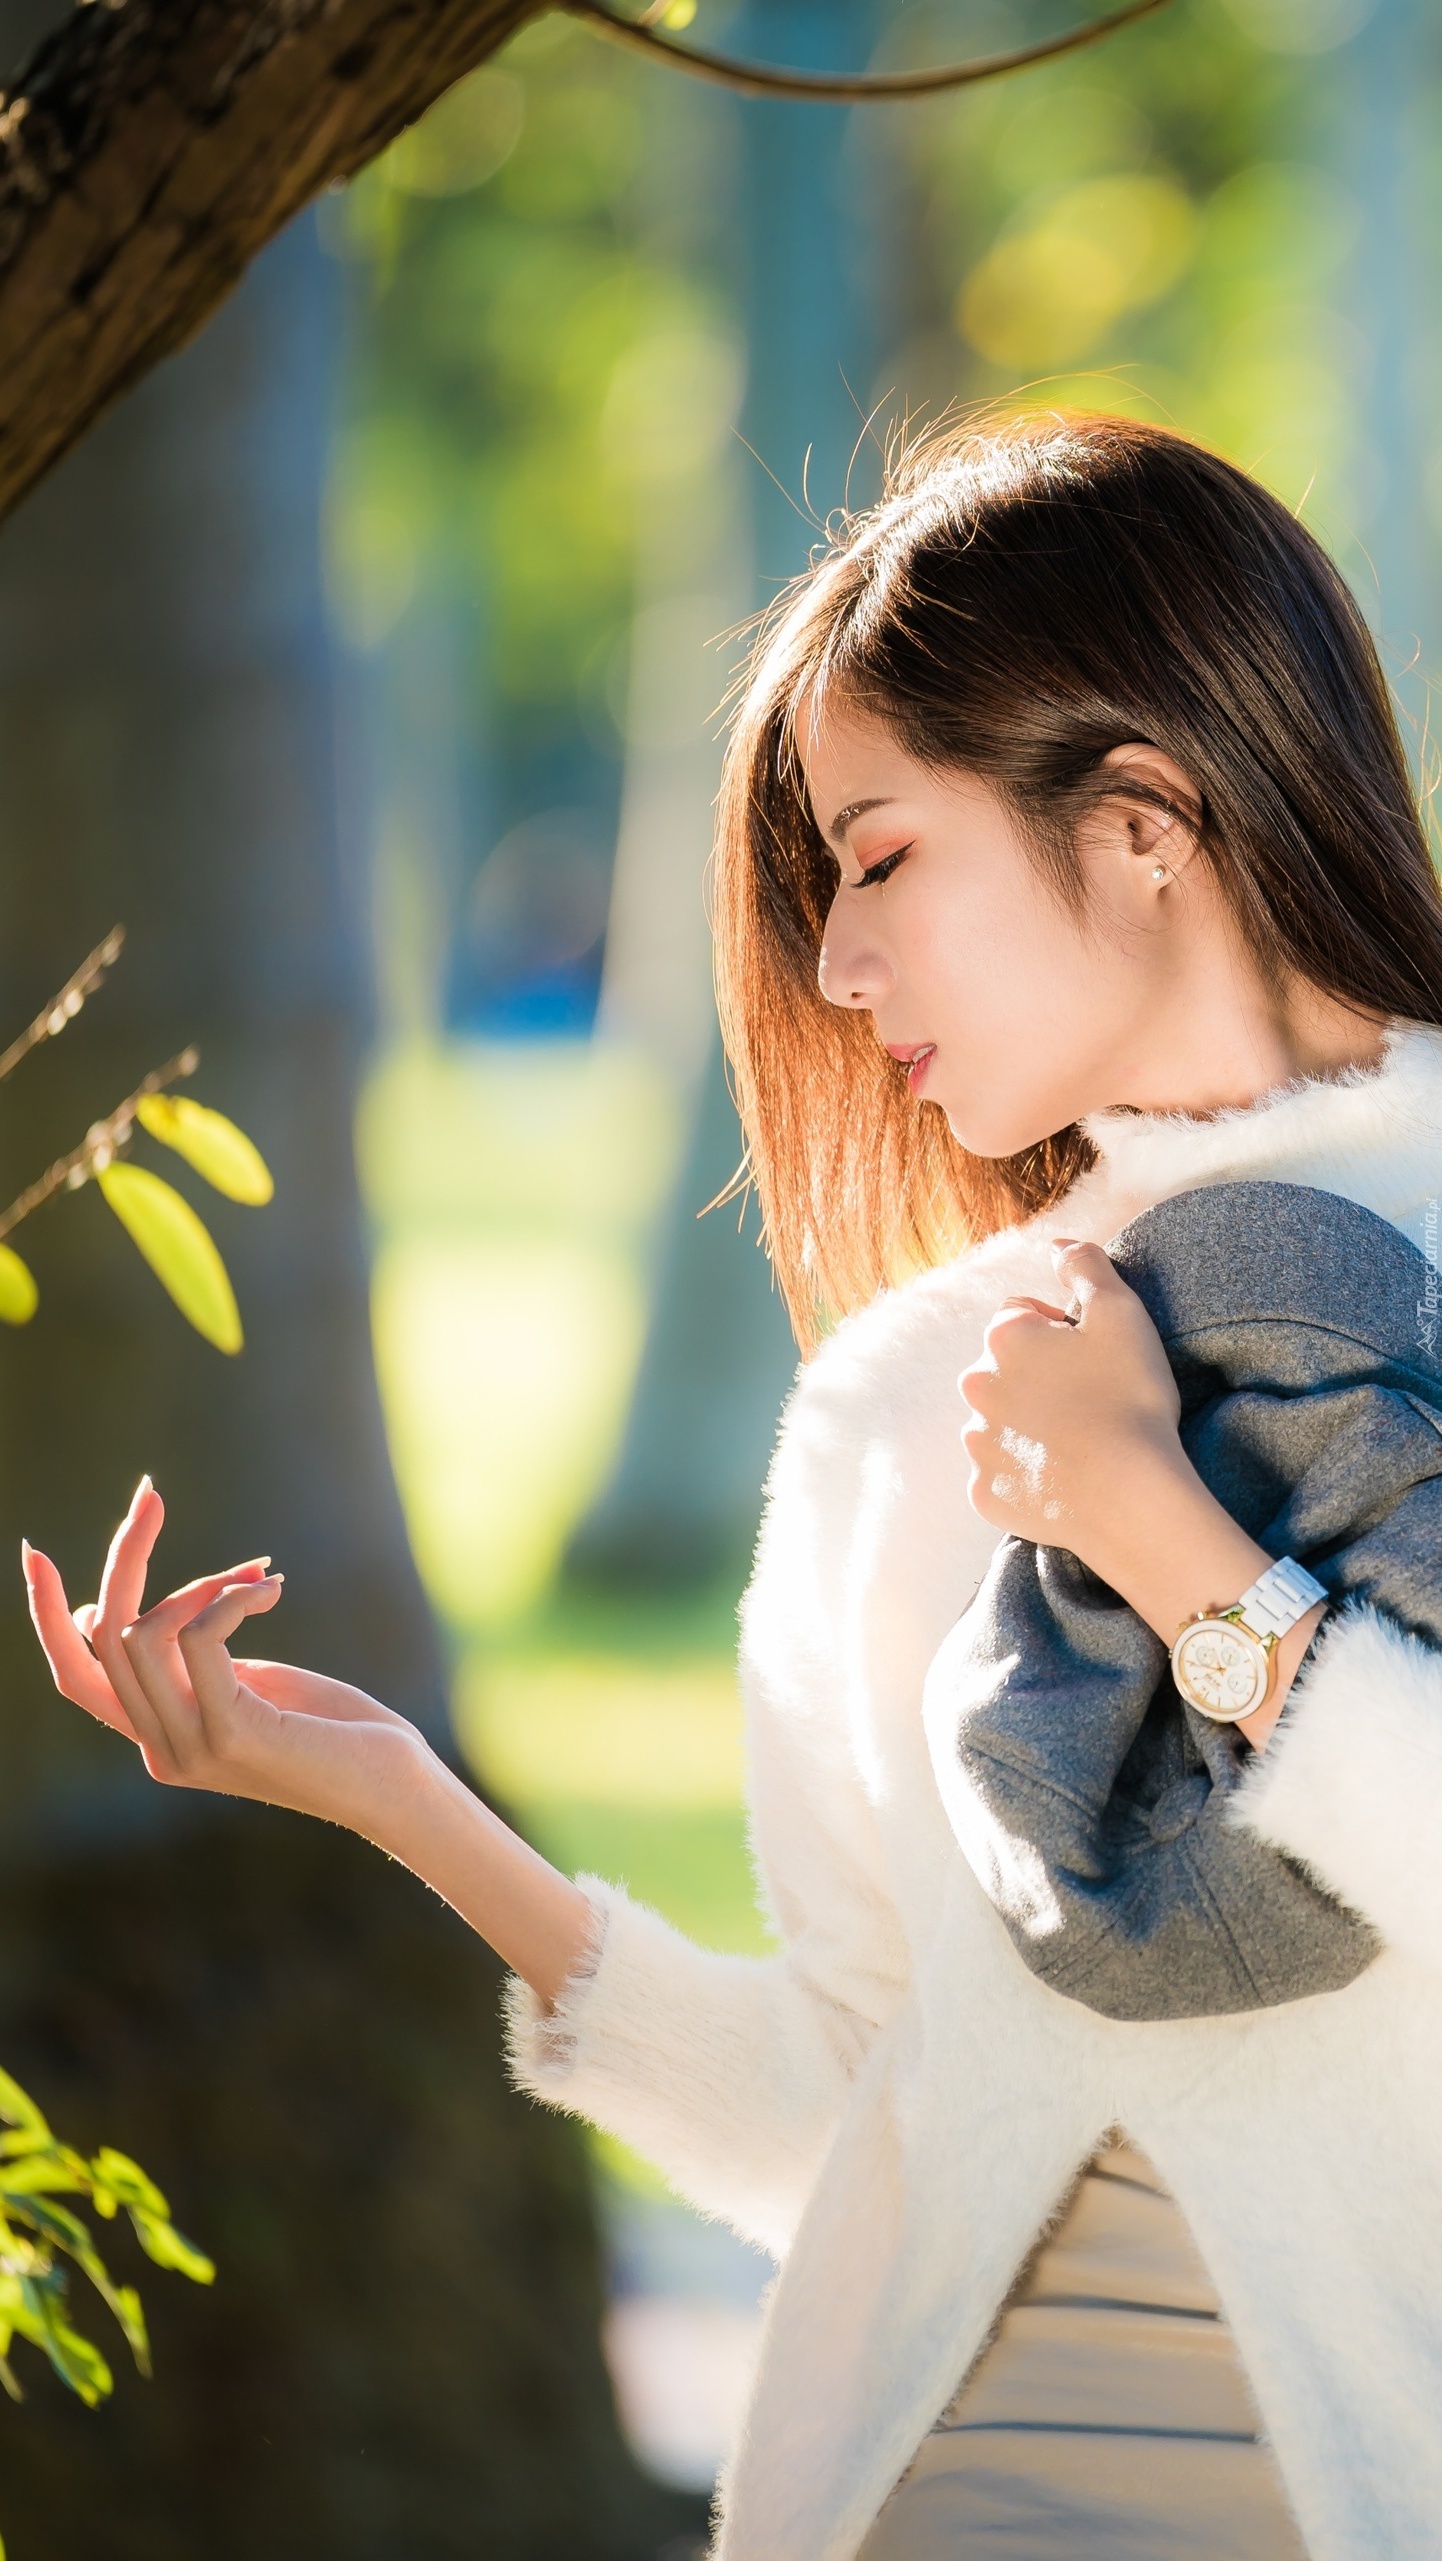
[713,411,1442,1352]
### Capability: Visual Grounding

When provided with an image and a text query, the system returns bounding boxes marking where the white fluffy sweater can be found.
[509,1021,1442,2561]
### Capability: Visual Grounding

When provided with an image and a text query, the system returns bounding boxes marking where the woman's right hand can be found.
[23,1476,598,2006]
[23,1476,432,1838]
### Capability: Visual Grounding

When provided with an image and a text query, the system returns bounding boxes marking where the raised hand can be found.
[22,1476,597,2004]
[23,1477,423,1827]
[24,1476,273,1749]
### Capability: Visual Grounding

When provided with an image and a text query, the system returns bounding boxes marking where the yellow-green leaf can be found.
[130,2211,215,2286]
[0,1245,37,1326]
[0,2072,49,2142]
[97,1166,243,1355]
[90,2150,169,2219]
[135,1095,273,1204]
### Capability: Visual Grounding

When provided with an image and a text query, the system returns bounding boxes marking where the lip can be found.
[885,1041,936,1095]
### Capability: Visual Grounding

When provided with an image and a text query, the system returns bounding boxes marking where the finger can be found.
[111,1558,279,1773]
[90,1503,190,1757]
[996,1292,1075,1324]
[179,1584,285,1767]
[1048,1238,1116,1310]
[22,1544,136,1735]
[128,1559,277,1643]
[95,1476,164,1629]
[177,1582,285,1752]
[126,1579,281,1766]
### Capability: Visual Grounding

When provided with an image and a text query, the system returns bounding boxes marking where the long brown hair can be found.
[713,410,1442,1352]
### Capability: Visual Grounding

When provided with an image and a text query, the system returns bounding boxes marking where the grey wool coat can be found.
[941,1179,1442,2020]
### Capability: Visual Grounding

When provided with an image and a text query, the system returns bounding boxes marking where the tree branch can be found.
[563,0,1169,102]
[0,926,125,1085]
[0,0,1171,531]
[0,1047,197,1242]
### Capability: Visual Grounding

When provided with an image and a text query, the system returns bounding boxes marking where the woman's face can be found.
[803,701,1218,1158]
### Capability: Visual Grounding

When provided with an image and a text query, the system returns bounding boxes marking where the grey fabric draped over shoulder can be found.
[938,1181,1442,2022]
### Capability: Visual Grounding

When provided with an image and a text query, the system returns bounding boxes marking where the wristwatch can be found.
[1171,1556,1329,1723]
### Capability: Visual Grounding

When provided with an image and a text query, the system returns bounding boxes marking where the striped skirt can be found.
[857,2137,1308,2559]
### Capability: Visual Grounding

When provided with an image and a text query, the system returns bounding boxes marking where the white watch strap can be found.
[1237,1555,1328,1641]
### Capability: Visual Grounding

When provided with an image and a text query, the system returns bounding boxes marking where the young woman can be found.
[26,414,1442,2560]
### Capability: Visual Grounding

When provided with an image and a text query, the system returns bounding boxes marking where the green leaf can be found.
[13,2195,94,2257]
[136,1095,274,1205]
[129,2209,215,2287]
[20,2276,113,2406]
[0,2157,89,2199]
[42,2320,112,2407]
[97,1166,243,1354]
[111,2284,151,2374]
[0,2071,50,2142]
[90,2149,169,2219]
[0,1245,37,1326]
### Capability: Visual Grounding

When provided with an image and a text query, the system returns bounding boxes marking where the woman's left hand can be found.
[958,1237,1182,1563]
[958,1237,1325,1750]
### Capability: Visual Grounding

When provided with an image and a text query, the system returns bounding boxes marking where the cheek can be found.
[968,878,1101,1029]
[912,870,1079,1026]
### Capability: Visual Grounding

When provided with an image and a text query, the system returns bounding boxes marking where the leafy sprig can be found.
[0,933,273,1351]
[0,2064,214,2557]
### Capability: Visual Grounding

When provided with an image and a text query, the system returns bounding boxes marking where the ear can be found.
[1091,743,1203,886]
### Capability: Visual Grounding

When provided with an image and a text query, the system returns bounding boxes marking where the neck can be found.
[1074,1016,1442,1254]
[1099,966,1390,1123]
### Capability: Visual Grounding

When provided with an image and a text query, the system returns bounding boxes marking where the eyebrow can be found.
[826,795,894,845]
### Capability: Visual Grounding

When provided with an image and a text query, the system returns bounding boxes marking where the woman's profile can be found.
[25,413,1442,2559]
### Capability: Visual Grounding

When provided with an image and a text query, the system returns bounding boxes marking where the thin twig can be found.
[563,0,1170,102]
[0,1048,198,1243]
[0,927,126,1084]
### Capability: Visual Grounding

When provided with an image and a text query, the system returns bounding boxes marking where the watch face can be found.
[1171,1619,1269,1721]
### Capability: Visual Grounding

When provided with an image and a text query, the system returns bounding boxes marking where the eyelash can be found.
[856,843,912,888]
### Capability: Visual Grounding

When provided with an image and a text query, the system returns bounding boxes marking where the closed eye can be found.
[856,843,912,887]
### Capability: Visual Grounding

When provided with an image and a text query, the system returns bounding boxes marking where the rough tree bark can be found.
[0,0,542,523]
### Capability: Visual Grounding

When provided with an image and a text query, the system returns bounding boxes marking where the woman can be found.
[25,414,1442,2559]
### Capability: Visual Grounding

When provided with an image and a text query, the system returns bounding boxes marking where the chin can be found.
[940,1100,1059,1159]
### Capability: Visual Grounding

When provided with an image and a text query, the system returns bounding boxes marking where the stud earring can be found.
[1151,863,1167,883]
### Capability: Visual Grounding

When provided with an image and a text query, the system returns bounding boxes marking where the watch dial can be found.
[1175,1624,1265,1718]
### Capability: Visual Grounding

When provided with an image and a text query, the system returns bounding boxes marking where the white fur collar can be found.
[1061,1016,1442,1251]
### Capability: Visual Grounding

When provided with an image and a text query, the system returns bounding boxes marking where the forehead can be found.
[795,695,925,822]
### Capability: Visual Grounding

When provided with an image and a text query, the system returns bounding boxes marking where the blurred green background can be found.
[324,0,1441,2491]
[0,0,1434,2540]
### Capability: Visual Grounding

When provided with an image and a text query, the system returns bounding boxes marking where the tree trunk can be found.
[0,0,543,525]
[568,0,882,1590]
[0,162,693,2556]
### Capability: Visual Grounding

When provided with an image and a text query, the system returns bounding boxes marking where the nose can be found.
[818,885,893,1011]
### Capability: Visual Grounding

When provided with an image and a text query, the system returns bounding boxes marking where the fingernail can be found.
[20,1539,31,1563]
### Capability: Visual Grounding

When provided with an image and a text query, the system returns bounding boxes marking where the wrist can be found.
[350,1725,453,1862]
[1233,1598,1328,1753]
[1073,1434,1267,1642]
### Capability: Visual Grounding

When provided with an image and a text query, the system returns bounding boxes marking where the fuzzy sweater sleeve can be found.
[504,1330,917,2260]
[503,1859,898,2259]
[1235,1600,1442,1969]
